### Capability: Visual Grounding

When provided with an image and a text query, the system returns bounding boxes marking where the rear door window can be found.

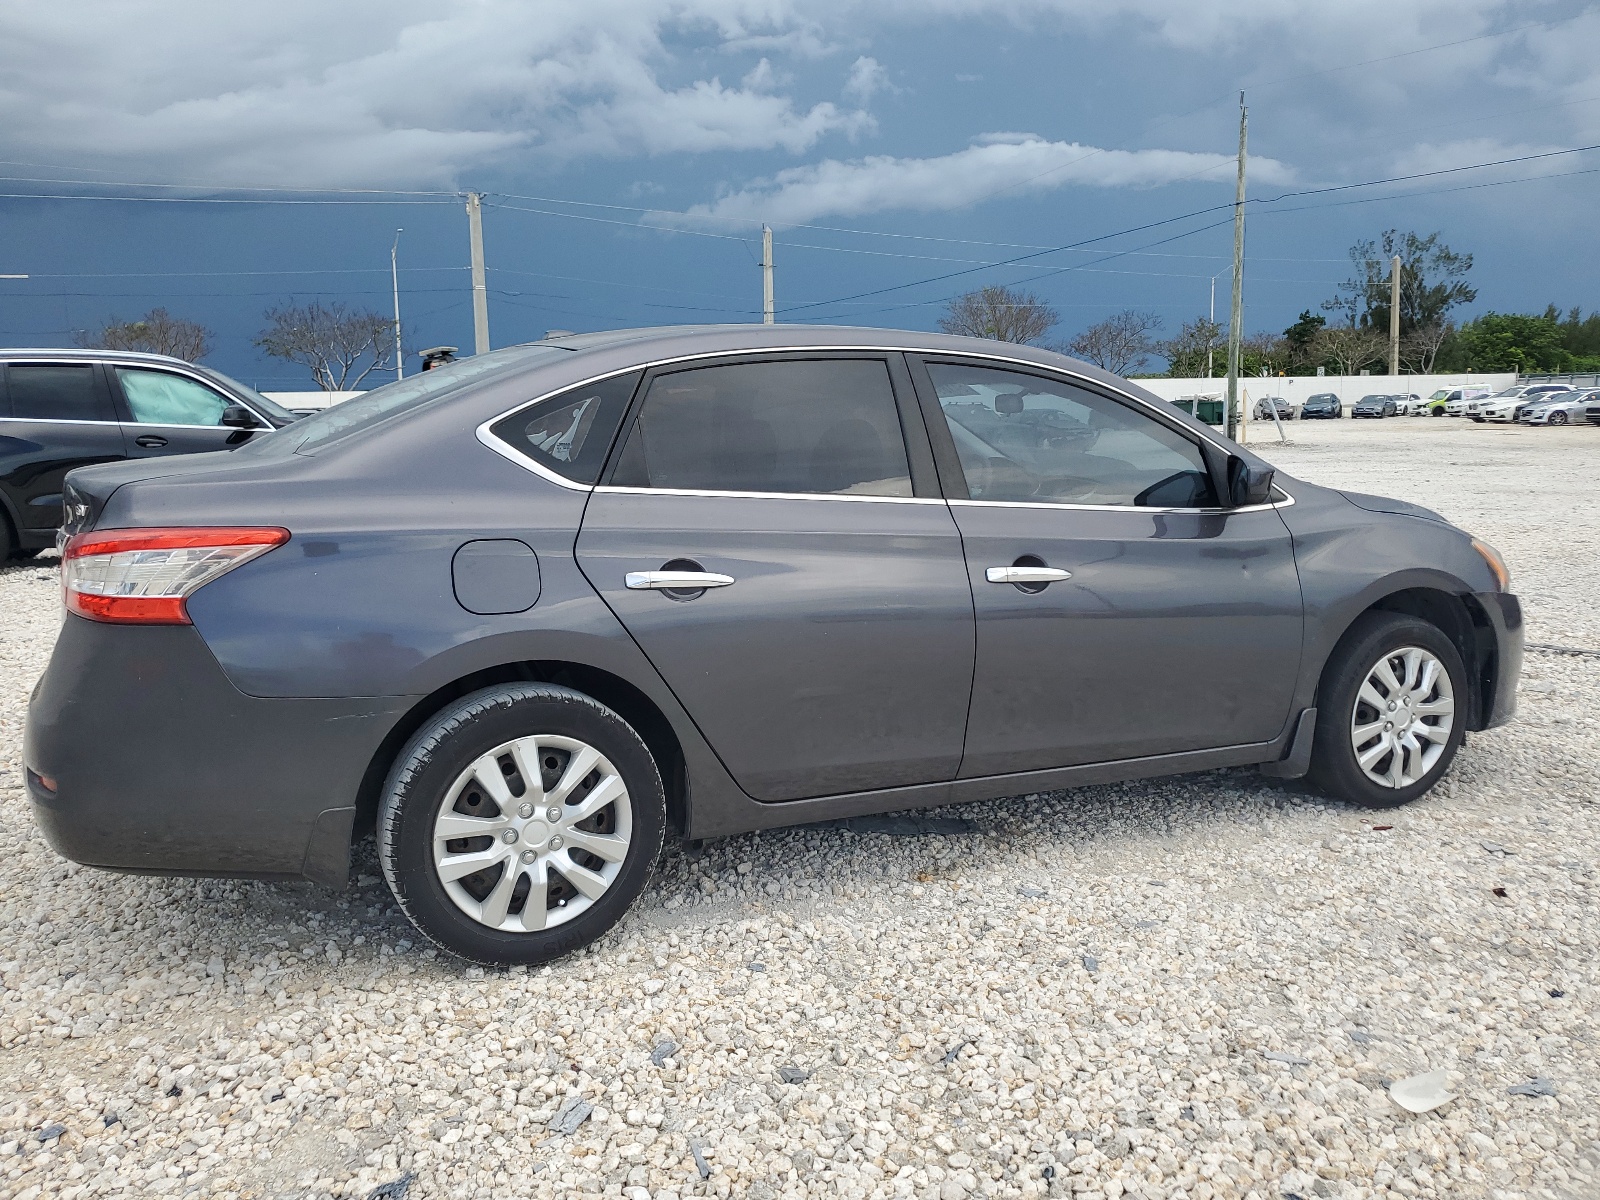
[608,358,913,497]
[7,364,115,422]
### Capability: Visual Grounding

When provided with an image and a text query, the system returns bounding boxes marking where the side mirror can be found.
[1226,456,1275,507]
[220,404,261,429]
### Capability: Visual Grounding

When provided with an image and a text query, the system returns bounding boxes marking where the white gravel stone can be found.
[0,417,1596,1199]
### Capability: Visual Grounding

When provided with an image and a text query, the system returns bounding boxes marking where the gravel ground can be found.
[0,417,1595,1200]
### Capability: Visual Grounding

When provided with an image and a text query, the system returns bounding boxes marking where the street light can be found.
[391,230,404,380]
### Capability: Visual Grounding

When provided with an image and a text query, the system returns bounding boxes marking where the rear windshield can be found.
[276,345,571,454]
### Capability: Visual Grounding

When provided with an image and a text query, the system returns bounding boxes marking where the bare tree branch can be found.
[1312,325,1387,376]
[1065,310,1163,376]
[75,308,213,361]
[938,285,1058,344]
[254,301,398,391]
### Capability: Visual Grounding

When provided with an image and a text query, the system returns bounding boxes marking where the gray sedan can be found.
[1520,389,1600,426]
[24,326,1522,965]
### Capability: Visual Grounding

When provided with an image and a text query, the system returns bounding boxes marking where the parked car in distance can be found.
[1300,393,1343,419]
[1352,394,1399,418]
[1520,389,1600,426]
[1426,386,1492,416]
[1393,393,1426,416]
[25,325,1523,965]
[0,349,300,560]
[1456,383,1570,420]
[1253,396,1294,421]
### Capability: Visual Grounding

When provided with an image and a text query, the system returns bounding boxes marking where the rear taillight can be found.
[62,527,290,624]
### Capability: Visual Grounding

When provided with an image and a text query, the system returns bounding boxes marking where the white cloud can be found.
[0,0,874,188]
[843,56,893,103]
[675,134,1296,225]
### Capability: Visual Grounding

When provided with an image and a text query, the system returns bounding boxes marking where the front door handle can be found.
[626,570,736,590]
[134,435,168,448]
[986,565,1071,584]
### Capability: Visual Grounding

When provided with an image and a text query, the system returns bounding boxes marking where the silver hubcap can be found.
[1351,646,1455,789]
[432,735,632,932]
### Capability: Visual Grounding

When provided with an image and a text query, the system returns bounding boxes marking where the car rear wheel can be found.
[1308,612,1466,809]
[378,684,666,965]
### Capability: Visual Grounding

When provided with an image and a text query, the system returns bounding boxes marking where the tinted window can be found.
[117,368,232,426]
[489,371,639,484]
[7,364,112,421]
[610,359,913,497]
[926,362,1217,507]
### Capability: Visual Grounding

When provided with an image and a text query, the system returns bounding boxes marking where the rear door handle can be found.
[134,435,168,448]
[625,570,736,590]
[986,566,1071,584]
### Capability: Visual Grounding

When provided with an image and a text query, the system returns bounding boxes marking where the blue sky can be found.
[1,0,1596,389]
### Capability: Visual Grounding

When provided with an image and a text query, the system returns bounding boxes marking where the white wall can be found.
[1133,373,1516,408]
[262,390,364,410]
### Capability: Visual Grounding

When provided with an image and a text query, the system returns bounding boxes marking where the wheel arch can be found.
[352,659,690,847]
[1333,586,1498,731]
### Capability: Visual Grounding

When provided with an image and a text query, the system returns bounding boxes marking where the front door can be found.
[0,362,126,537]
[576,354,975,802]
[110,365,267,458]
[911,356,1303,776]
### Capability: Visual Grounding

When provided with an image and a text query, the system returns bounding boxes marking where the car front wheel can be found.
[1308,613,1466,809]
[378,684,666,965]
[1550,411,1569,426]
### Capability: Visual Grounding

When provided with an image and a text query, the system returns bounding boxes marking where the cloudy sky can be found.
[1,0,1596,387]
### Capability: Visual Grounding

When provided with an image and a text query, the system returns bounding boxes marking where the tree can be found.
[1065,309,1163,375]
[1241,332,1291,377]
[939,285,1058,344]
[1312,325,1387,376]
[75,308,213,361]
[1322,230,1475,336]
[254,302,399,391]
[1448,311,1568,372]
[1157,317,1226,377]
[1283,310,1325,370]
[1400,321,1452,374]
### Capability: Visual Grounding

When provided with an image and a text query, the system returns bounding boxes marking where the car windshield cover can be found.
[192,366,297,425]
[283,345,570,453]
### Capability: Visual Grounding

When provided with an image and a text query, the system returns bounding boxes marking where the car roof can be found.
[0,347,198,368]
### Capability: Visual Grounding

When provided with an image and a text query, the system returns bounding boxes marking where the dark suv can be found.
[0,349,299,559]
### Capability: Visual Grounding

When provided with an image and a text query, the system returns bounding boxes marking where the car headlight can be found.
[1471,538,1511,591]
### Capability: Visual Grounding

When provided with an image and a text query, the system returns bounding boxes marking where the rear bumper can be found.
[1472,590,1523,730]
[23,615,411,886]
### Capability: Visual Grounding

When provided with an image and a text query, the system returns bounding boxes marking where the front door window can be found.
[116,368,234,426]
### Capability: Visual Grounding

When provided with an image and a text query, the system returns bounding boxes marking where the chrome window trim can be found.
[949,487,1295,516]
[476,344,1273,496]
[0,416,122,427]
[594,485,939,505]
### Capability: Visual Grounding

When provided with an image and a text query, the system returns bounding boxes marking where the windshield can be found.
[1429,389,1450,400]
[1308,394,1335,403]
[282,345,571,453]
[1359,395,1385,403]
[195,366,298,426]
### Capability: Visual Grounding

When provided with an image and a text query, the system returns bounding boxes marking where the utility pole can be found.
[391,229,404,380]
[761,225,775,324]
[466,193,490,355]
[1225,94,1248,441]
[1388,254,1402,377]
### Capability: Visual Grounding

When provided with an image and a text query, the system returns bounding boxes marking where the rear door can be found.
[0,362,126,537]
[910,355,1303,776]
[109,365,268,458]
[575,353,975,802]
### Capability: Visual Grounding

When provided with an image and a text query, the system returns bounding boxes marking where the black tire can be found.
[1307,612,1468,809]
[1431,408,1444,417]
[1550,411,1569,426]
[378,683,666,965]
[0,516,15,562]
